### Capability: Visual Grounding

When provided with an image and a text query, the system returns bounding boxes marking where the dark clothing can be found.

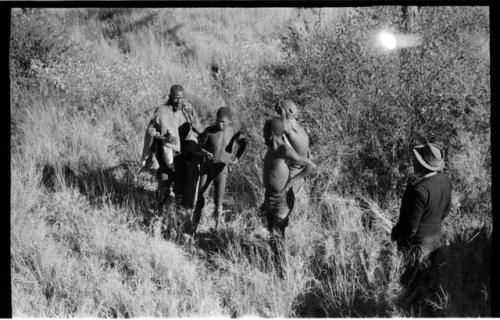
[155,138,202,209]
[391,173,451,248]
[399,235,443,288]
[261,187,295,238]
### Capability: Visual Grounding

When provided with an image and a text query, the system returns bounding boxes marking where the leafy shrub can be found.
[253,7,490,207]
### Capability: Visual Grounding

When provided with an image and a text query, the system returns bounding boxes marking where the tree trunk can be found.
[402,6,419,32]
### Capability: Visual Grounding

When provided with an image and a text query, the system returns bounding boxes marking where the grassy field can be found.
[10,7,491,317]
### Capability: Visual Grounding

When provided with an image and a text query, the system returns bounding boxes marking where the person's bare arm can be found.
[183,137,213,161]
[198,129,209,148]
[184,102,204,135]
[279,144,316,190]
[234,135,247,160]
[191,112,204,135]
[198,130,213,160]
[225,131,247,164]
[146,108,162,139]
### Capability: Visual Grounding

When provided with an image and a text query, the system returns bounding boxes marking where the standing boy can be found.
[191,107,247,234]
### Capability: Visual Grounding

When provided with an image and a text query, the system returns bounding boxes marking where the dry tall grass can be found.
[11,7,491,317]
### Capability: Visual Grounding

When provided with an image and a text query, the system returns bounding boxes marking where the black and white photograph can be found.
[10,5,491,317]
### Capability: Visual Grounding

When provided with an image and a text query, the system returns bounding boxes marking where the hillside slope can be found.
[11,8,491,317]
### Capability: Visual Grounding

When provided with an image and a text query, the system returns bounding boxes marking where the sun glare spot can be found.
[377,31,397,50]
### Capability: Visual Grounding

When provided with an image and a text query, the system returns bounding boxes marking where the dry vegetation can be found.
[11,7,491,317]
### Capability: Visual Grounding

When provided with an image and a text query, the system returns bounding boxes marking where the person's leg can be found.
[192,162,219,234]
[182,159,202,209]
[156,167,172,226]
[285,187,295,228]
[192,168,209,235]
[212,163,228,229]
[270,213,287,278]
[164,147,175,171]
[160,147,176,198]
[277,216,289,239]
[400,245,422,287]
[413,234,444,295]
[173,154,185,203]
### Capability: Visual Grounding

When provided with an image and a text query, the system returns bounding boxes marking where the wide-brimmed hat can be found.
[412,142,445,172]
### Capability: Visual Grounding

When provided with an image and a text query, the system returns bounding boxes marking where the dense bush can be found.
[253,7,490,209]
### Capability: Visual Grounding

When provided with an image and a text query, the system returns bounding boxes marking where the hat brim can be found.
[413,145,445,172]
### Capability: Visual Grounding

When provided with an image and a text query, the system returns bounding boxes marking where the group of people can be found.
[140,84,452,286]
[140,84,316,238]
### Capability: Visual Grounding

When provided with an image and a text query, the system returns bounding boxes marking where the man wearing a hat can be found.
[391,142,452,286]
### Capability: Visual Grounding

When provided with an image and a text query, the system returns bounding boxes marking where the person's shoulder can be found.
[156,103,170,114]
[205,125,219,134]
[182,100,195,111]
[437,172,451,182]
[409,176,429,192]
[433,172,452,189]
[421,172,450,186]
[410,183,429,202]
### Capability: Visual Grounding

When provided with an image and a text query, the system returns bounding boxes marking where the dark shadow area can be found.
[401,227,491,316]
[293,239,395,317]
[294,225,491,317]
[293,280,393,317]
[292,282,327,317]
[40,162,255,249]
[41,163,161,228]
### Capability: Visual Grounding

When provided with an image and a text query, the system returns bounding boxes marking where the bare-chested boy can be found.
[262,118,316,238]
[191,107,247,234]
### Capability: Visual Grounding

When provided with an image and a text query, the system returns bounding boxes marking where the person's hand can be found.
[203,150,214,160]
[283,180,292,192]
[230,156,239,165]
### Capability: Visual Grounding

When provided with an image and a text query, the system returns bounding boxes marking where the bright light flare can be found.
[377,31,397,50]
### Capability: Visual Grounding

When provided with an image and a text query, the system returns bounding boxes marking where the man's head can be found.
[216,107,233,131]
[412,156,432,176]
[276,99,299,120]
[168,84,185,111]
[263,118,285,149]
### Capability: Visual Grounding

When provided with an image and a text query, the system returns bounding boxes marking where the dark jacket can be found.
[391,173,452,245]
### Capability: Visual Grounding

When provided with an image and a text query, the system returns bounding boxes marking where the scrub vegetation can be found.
[11,7,490,317]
